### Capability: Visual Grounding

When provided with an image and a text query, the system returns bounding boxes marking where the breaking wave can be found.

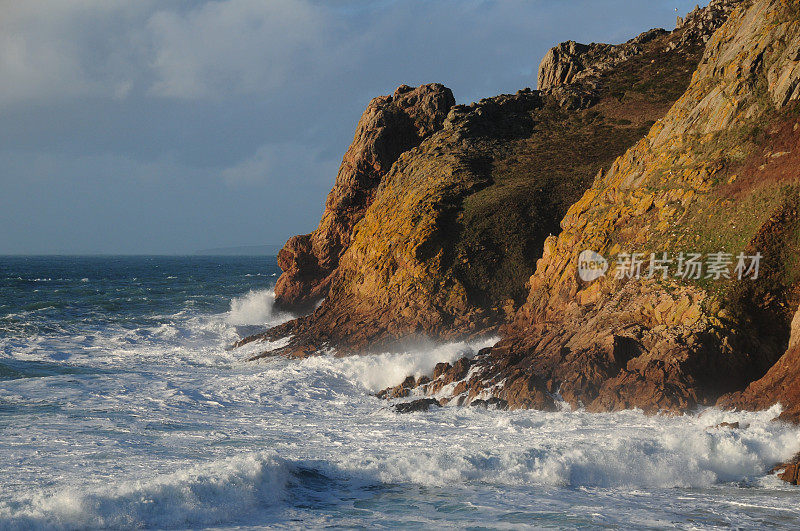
[1,454,291,530]
[297,337,498,392]
[225,289,289,326]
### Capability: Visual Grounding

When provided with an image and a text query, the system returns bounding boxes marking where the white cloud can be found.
[0,0,708,108]
[0,1,152,106]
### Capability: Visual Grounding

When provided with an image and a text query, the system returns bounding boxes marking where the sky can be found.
[0,0,709,255]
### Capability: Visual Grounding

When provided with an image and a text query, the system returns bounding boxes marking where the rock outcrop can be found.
[240,0,800,485]
[247,0,728,357]
[536,0,737,109]
[392,0,800,413]
[274,84,455,311]
[393,398,441,413]
[773,453,800,485]
[537,31,664,92]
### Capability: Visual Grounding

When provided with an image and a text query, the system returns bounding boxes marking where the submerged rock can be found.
[469,397,509,410]
[393,398,441,413]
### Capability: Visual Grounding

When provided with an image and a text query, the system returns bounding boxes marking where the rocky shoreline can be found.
[235,0,800,483]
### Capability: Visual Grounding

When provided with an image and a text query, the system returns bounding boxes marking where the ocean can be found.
[1,256,799,529]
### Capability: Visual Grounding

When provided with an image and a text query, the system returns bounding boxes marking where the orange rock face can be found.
[274,84,455,311]
[474,0,800,414]
[773,454,800,485]
[256,4,723,355]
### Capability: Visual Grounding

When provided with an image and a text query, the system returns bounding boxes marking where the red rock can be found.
[772,453,800,485]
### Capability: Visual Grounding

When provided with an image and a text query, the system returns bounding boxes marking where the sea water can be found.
[1,256,799,529]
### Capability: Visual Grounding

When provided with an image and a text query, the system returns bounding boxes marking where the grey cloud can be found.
[0,0,708,254]
[221,142,339,187]
[146,0,332,99]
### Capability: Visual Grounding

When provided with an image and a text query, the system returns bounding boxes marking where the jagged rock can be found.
[274,83,455,311]
[536,0,737,110]
[252,0,800,486]
[537,30,663,92]
[393,398,441,413]
[469,397,509,410]
[479,0,800,414]
[376,375,418,399]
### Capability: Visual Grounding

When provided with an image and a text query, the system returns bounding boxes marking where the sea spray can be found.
[226,289,290,326]
[295,337,498,392]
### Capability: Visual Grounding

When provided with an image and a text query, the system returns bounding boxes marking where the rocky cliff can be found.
[247,0,732,357]
[274,84,455,312]
[387,0,800,413]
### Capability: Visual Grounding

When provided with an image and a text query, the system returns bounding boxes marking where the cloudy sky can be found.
[0,0,707,254]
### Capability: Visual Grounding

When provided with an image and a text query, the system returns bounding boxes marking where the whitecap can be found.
[303,337,498,392]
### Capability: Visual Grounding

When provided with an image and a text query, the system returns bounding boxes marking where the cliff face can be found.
[259,2,728,356]
[721,308,800,422]
[274,84,455,311]
[390,0,800,413]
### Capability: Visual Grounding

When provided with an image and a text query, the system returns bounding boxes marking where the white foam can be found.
[225,288,289,326]
[2,453,290,529]
[335,408,796,492]
[4,289,800,527]
[295,337,497,392]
